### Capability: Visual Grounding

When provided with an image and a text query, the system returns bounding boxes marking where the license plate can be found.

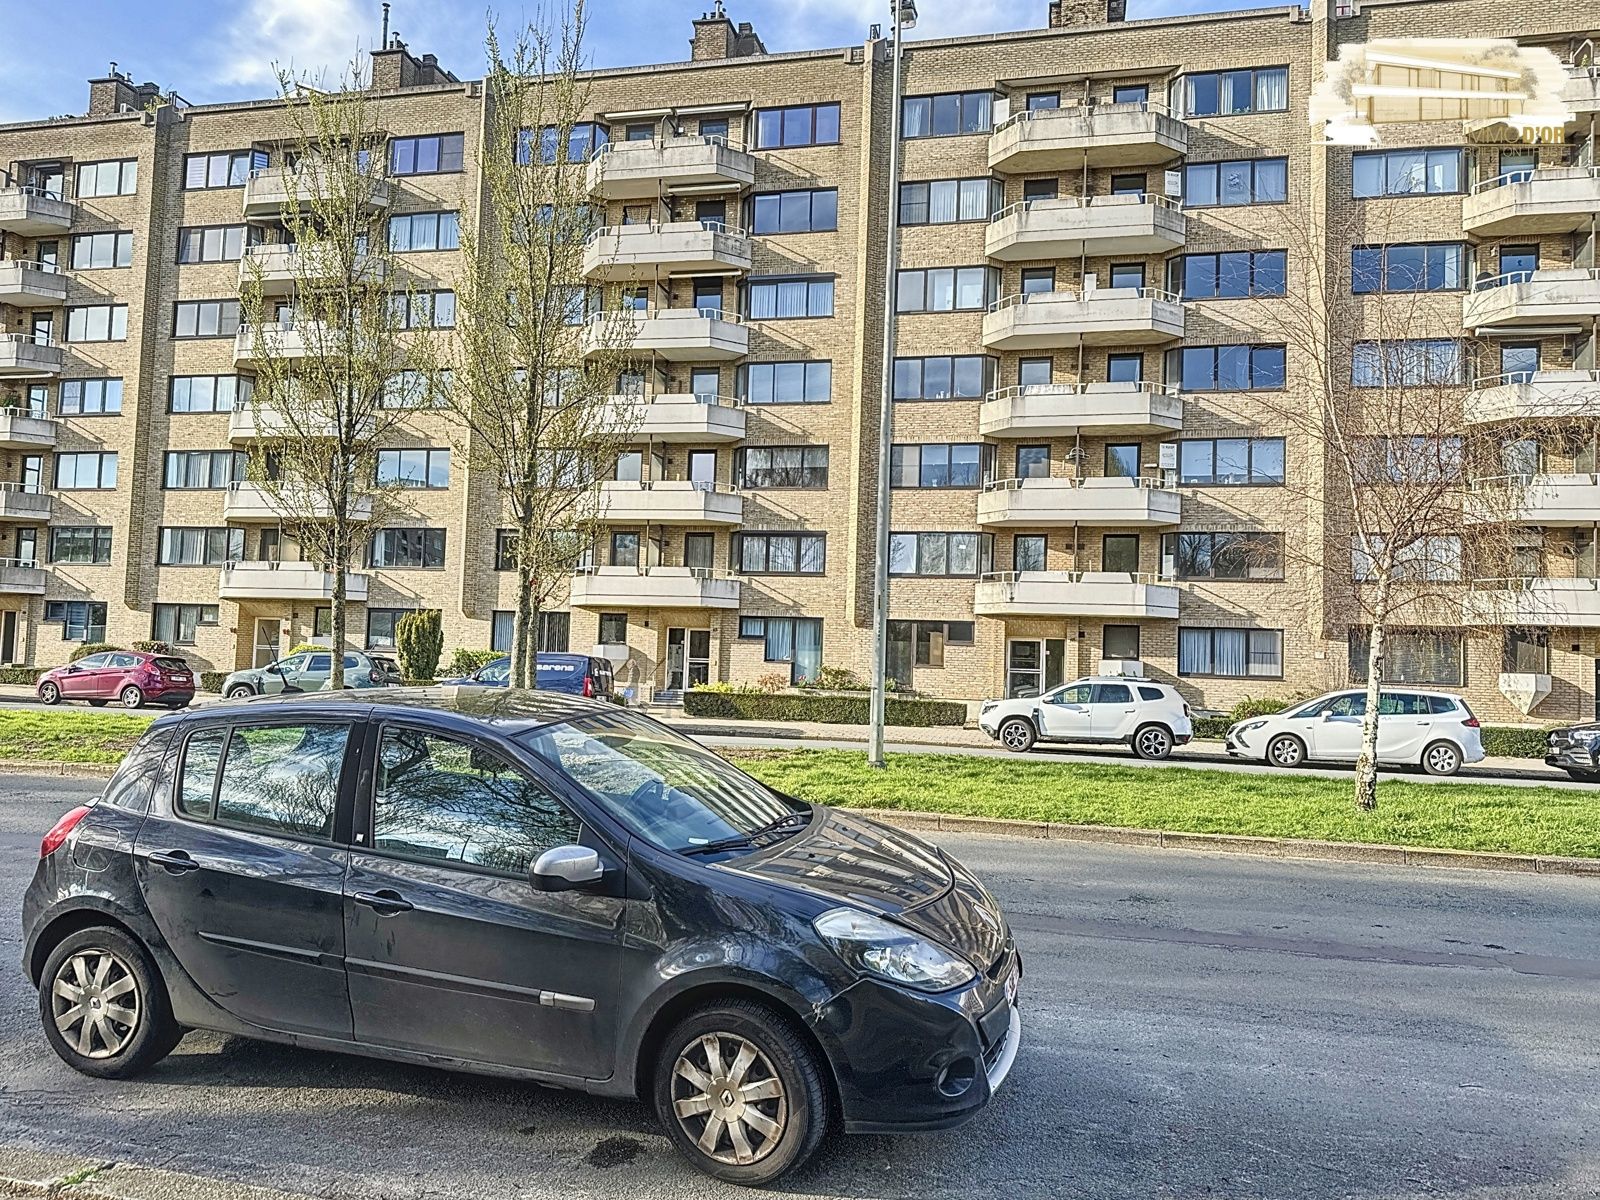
[169,675,190,682]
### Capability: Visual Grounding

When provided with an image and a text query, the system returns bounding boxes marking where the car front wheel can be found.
[1421,740,1462,776]
[224,684,254,700]
[998,717,1036,752]
[38,926,182,1080]
[1132,724,1174,760]
[654,1000,830,1186]
[38,681,60,705]
[1565,768,1599,782]
[1266,734,1305,768]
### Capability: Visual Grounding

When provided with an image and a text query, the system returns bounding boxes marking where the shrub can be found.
[132,640,177,656]
[810,665,863,691]
[396,610,444,683]
[1481,725,1555,759]
[690,680,758,695]
[199,671,228,694]
[1228,694,1308,722]
[287,643,324,656]
[0,667,40,685]
[68,642,122,663]
[683,690,966,727]
[754,672,789,694]
[445,647,503,678]
[1192,716,1230,741]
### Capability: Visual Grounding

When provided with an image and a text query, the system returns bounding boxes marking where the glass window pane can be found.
[216,724,348,838]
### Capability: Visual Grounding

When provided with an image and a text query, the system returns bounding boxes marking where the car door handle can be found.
[147,849,199,875]
[353,889,414,916]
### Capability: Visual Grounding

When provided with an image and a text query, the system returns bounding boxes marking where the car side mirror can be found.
[65,663,79,672]
[530,845,604,892]
[1321,711,1333,721]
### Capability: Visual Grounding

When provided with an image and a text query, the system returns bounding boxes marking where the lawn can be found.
[0,709,155,764]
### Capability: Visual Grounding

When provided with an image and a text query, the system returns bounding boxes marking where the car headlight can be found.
[813,907,977,993]
[1236,719,1268,735]
[980,700,997,713]
[1570,728,1600,743]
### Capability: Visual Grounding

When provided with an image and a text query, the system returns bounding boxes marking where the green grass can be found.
[0,710,155,764]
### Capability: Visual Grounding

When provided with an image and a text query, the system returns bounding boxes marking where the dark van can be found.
[443,653,616,700]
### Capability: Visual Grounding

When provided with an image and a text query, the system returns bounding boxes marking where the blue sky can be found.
[0,0,1259,124]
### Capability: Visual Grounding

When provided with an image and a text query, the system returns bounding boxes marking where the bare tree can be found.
[435,5,638,689]
[239,70,418,689]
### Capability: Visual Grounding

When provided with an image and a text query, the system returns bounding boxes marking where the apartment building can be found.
[0,0,1597,723]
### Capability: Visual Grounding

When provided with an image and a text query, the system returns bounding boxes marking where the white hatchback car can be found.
[979,677,1194,759]
[1226,688,1484,775]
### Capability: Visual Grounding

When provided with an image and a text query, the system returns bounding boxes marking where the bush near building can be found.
[684,687,966,727]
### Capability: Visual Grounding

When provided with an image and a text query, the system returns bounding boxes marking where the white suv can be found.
[1225,688,1484,776]
[979,677,1194,759]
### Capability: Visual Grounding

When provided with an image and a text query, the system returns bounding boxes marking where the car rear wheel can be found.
[1421,740,1462,777]
[118,685,143,709]
[1266,734,1305,768]
[38,681,60,705]
[1132,724,1174,760]
[224,684,254,700]
[38,926,182,1080]
[998,718,1036,752]
[654,1000,830,1186]
[87,700,108,708]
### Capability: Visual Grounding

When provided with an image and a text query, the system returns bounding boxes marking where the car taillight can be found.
[583,674,594,698]
[1183,703,1192,717]
[41,805,92,858]
[1462,716,1481,728]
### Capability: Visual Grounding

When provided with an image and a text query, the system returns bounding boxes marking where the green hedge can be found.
[200,671,228,694]
[0,667,39,686]
[69,642,122,663]
[684,689,967,727]
[445,648,503,678]
[1193,716,1230,741]
[1482,726,1555,759]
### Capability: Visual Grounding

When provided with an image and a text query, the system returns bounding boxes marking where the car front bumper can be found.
[1545,740,1600,773]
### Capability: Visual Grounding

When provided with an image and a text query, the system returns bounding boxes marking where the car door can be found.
[1309,692,1366,760]
[1377,692,1430,762]
[59,652,106,699]
[342,720,626,1078]
[131,714,358,1037]
[1037,682,1094,742]
[1089,681,1137,739]
[260,652,308,695]
[103,652,140,698]
[294,653,333,691]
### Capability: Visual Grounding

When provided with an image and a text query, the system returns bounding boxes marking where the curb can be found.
[0,759,116,778]
[0,1148,312,1200]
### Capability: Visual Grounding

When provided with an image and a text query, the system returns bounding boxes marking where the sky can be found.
[0,0,1263,125]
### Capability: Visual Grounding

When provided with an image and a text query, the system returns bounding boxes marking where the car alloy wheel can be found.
[119,685,143,709]
[1267,735,1304,768]
[39,681,60,705]
[671,1032,788,1167]
[51,949,141,1060]
[1134,725,1172,760]
[999,719,1035,752]
[225,685,254,700]
[1423,741,1461,776]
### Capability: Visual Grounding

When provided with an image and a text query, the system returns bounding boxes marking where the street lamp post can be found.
[868,0,916,769]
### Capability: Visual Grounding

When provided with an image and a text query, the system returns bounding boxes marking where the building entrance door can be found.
[666,627,711,692]
[253,617,282,668]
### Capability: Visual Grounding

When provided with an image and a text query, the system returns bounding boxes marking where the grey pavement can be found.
[1,773,1597,1198]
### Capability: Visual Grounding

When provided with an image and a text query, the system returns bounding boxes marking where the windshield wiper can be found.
[680,809,811,857]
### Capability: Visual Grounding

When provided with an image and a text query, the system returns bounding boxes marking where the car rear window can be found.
[1137,685,1163,701]
[373,657,401,672]
[1430,695,1462,715]
[154,657,189,671]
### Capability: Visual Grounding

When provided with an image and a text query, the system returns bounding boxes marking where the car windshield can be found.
[520,710,804,854]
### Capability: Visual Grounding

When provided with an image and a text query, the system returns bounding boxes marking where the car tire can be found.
[1132,724,1174,760]
[118,685,143,709]
[38,681,60,705]
[38,926,182,1080]
[87,700,109,708]
[1421,740,1462,777]
[224,685,254,700]
[998,718,1036,753]
[1266,734,1306,768]
[1565,769,1600,782]
[653,1000,831,1187]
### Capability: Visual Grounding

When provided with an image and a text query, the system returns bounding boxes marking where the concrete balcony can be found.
[597,480,743,526]
[217,560,369,602]
[985,195,1185,261]
[233,321,325,366]
[242,166,390,218]
[1462,168,1600,237]
[0,334,64,378]
[585,309,748,362]
[988,102,1188,173]
[1464,370,1600,424]
[223,481,372,524]
[1562,65,1600,115]
[0,187,75,236]
[227,404,357,443]
[602,393,746,443]
[977,476,1181,528]
[0,483,50,522]
[0,558,45,595]
[582,222,752,281]
[586,136,756,200]
[0,260,68,307]
[0,409,57,450]
[1468,473,1600,526]
[974,570,1178,619]
[1463,269,1600,334]
[1467,577,1600,626]
[979,382,1183,439]
[568,566,742,609]
[239,243,386,296]
[982,288,1184,352]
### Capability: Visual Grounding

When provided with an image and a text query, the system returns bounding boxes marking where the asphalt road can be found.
[1,773,1597,1199]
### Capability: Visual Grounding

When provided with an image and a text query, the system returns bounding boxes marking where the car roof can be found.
[1071,676,1170,686]
[169,686,619,733]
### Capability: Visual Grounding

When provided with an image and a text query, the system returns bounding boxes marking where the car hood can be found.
[726,807,1011,970]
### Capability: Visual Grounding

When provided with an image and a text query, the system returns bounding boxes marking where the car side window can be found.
[109,653,138,669]
[76,654,108,669]
[276,654,308,674]
[307,654,332,673]
[103,728,173,813]
[1092,683,1133,704]
[177,728,228,818]
[1379,693,1424,716]
[1326,693,1366,717]
[1137,686,1163,702]
[213,723,350,839]
[1052,683,1092,704]
[479,660,510,683]
[1427,695,1459,715]
[343,654,360,669]
[372,727,579,874]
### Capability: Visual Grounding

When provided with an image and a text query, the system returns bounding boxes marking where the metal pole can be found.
[868,6,908,769]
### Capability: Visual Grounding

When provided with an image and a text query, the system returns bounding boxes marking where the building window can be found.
[173,299,241,338]
[737,361,831,405]
[1102,533,1140,573]
[390,290,457,329]
[76,159,138,197]
[902,91,994,138]
[893,355,996,401]
[1351,243,1467,293]
[151,603,219,645]
[376,448,450,488]
[1163,531,1284,579]
[70,231,133,269]
[1104,624,1140,660]
[158,527,244,566]
[55,451,118,489]
[749,189,838,235]
[1182,158,1287,207]
[1352,534,1463,583]
[895,266,999,313]
[1351,340,1463,387]
[365,608,426,649]
[1503,627,1548,675]
[898,178,1003,225]
[747,276,833,319]
[890,443,983,488]
[1175,438,1285,486]
[183,150,266,189]
[736,446,829,489]
[494,530,518,571]
[491,611,515,652]
[1349,628,1465,685]
[43,600,107,642]
[735,532,826,574]
[741,616,823,683]
[1169,251,1286,300]
[388,211,460,251]
[390,133,465,175]
[1354,436,1463,484]
[1181,67,1289,117]
[163,449,244,489]
[889,531,983,577]
[369,528,447,568]
[1352,148,1463,198]
[48,526,112,565]
[1014,534,1046,572]
[1170,344,1286,391]
[891,619,976,670]
[610,532,639,567]
[1178,627,1283,677]
[753,104,841,149]
[598,612,628,644]
[170,375,252,413]
[65,305,128,342]
[177,225,257,264]
[59,379,123,415]
[518,124,608,165]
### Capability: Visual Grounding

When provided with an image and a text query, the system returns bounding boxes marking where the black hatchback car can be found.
[23,690,1021,1185]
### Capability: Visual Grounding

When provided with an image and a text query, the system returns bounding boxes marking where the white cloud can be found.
[210,0,371,88]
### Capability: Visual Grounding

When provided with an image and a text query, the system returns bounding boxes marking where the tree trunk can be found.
[1354,573,1391,811]
[513,554,535,690]
[330,550,347,691]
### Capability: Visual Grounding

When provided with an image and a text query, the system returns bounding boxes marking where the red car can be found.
[37,650,195,709]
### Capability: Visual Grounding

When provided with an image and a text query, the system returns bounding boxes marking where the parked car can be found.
[36,650,194,710]
[441,652,617,700]
[22,690,1020,1185]
[220,650,403,699]
[978,675,1193,759]
[1544,723,1600,780]
[1225,688,1483,776]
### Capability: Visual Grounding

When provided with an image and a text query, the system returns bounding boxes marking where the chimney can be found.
[691,2,765,61]
[369,40,458,90]
[1048,0,1127,27]
[87,67,164,116]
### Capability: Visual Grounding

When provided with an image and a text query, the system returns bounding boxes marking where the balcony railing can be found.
[1562,64,1600,113]
[596,479,744,525]
[0,259,68,307]
[0,185,75,235]
[988,100,1188,172]
[1467,576,1600,626]
[602,392,747,442]
[0,557,46,595]
[0,481,52,521]
[582,220,752,280]
[974,570,1179,619]
[982,287,1184,350]
[568,565,742,609]
[585,135,756,199]
[218,560,370,602]
[979,381,1183,438]
[0,407,58,449]
[1463,268,1600,333]
[0,332,65,377]
[1462,166,1600,236]
[977,475,1181,527]
[1463,369,1600,424]
[239,243,386,295]
[584,308,749,361]
[1467,472,1600,525]
[985,194,1186,261]
[223,480,373,523]
[243,166,391,217]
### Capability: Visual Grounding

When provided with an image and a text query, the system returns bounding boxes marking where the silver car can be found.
[220,650,403,699]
